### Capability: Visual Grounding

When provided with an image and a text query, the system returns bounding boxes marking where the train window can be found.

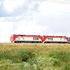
[48,38,53,40]
[60,38,62,40]
[68,38,70,42]
[33,37,39,40]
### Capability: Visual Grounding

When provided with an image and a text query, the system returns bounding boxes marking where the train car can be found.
[10,34,69,43]
[44,36,68,43]
[10,34,44,43]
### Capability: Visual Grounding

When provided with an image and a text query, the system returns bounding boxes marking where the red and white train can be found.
[10,34,70,43]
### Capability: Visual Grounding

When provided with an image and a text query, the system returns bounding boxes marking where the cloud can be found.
[3,0,25,13]
[1,0,70,15]
[39,1,70,15]
[13,20,47,35]
[2,0,44,16]
[30,1,70,35]
[0,1,1,5]
[0,20,13,42]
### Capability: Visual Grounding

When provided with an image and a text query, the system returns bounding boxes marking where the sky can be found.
[0,0,70,42]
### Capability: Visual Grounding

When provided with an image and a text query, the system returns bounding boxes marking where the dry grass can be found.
[0,43,70,70]
[0,43,70,50]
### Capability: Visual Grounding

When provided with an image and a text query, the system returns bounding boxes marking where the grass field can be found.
[0,43,70,70]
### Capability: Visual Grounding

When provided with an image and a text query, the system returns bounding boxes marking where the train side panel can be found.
[10,35,69,43]
[11,35,43,43]
[44,36,68,43]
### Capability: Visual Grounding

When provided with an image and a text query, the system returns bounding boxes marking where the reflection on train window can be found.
[48,38,53,40]
[60,38,62,40]
[33,37,39,40]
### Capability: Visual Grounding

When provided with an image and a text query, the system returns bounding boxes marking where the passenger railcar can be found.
[10,34,44,43]
[10,34,70,43]
[44,36,68,43]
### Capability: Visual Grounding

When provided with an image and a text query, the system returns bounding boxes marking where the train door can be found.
[68,37,70,43]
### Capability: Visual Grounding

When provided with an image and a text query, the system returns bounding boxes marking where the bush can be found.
[0,48,35,63]
[64,64,70,70]
[48,50,70,68]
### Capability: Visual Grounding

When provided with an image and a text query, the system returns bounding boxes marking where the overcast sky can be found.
[0,0,70,42]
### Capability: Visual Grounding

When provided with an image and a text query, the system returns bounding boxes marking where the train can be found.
[10,34,70,43]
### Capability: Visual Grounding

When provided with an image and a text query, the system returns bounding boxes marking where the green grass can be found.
[0,44,70,70]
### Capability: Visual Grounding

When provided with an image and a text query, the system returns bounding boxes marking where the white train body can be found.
[10,34,69,43]
[16,36,41,41]
[45,36,68,43]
